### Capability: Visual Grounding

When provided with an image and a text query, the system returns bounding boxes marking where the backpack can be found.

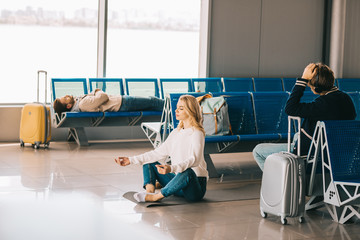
[196,94,231,136]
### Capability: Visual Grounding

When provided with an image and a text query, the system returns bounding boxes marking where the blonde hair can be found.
[177,95,205,135]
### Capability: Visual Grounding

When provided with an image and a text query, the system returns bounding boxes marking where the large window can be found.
[0,0,201,103]
[106,0,200,78]
[0,1,97,103]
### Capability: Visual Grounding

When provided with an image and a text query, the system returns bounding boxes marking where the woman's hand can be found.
[301,63,317,80]
[114,157,130,166]
[156,164,171,174]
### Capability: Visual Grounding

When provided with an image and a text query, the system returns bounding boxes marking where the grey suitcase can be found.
[259,116,305,225]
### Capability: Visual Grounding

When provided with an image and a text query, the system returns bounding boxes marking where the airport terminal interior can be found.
[1,0,360,239]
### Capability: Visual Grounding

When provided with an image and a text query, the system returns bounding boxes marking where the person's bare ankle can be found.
[145,192,164,202]
[155,181,162,189]
[145,184,155,193]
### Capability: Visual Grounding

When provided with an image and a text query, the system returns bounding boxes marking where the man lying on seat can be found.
[53,89,165,117]
[252,62,357,170]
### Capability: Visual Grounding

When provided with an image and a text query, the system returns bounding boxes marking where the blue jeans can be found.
[253,133,298,171]
[142,162,207,202]
[252,143,289,171]
[119,96,165,112]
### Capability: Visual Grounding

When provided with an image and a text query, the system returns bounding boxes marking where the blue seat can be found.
[89,78,124,95]
[252,92,290,138]
[212,92,256,135]
[168,92,205,129]
[337,78,360,92]
[347,92,360,120]
[282,78,296,92]
[318,120,360,223]
[51,78,88,101]
[253,78,283,92]
[223,78,254,92]
[124,78,160,98]
[51,77,162,146]
[142,91,254,150]
[283,78,312,92]
[159,78,193,99]
[192,78,223,93]
[51,78,97,126]
[167,92,254,178]
[51,78,102,146]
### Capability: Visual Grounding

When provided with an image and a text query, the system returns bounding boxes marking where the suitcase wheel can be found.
[260,209,267,218]
[33,143,40,149]
[299,216,304,223]
[281,217,287,225]
[44,143,50,149]
[20,140,24,147]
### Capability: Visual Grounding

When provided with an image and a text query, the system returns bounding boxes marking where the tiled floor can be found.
[0,141,359,240]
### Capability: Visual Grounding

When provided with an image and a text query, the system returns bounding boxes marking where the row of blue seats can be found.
[51,78,163,146]
[143,90,360,145]
[146,91,359,142]
[51,77,360,100]
[51,78,360,147]
[141,91,360,178]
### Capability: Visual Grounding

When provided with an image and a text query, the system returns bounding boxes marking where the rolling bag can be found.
[260,116,305,225]
[19,70,51,149]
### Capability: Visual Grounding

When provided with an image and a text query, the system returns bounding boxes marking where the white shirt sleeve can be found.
[129,131,174,165]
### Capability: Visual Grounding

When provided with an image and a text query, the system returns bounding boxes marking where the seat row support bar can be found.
[67,127,89,146]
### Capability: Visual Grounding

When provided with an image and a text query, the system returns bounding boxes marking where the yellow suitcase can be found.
[19,70,51,149]
[20,103,51,149]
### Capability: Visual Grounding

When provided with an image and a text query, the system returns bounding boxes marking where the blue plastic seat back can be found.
[223,78,254,92]
[324,120,360,182]
[347,92,360,120]
[252,92,289,134]
[89,78,124,96]
[192,78,223,93]
[283,78,312,92]
[124,78,160,97]
[51,78,88,101]
[212,92,256,134]
[282,78,296,92]
[169,92,207,129]
[253,78,283,92]
[337,78,360,92]
[159,78,193,99]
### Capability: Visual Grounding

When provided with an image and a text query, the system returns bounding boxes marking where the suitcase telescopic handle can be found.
[37,70,47,103]
[288,116,301,156]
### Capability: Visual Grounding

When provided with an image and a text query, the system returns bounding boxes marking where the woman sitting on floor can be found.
[114,95,208,202]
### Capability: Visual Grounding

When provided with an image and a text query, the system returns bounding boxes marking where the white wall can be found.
[208,0,324,77]
[343,0,360,77]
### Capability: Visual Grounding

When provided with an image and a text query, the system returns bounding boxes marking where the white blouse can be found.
[129,127,208,178]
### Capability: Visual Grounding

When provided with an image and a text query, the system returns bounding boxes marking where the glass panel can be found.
[127,82,155,97]
[194,81,222,92]
[107,0,200,78]
[162,82,190,97]
[53,82,86,100]
[91,82,122,95]
[0,1,97,103]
